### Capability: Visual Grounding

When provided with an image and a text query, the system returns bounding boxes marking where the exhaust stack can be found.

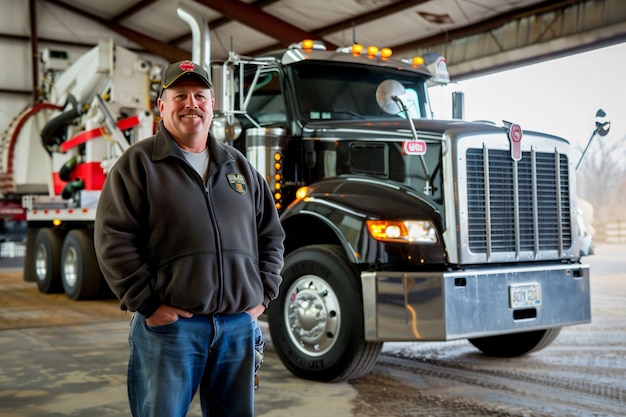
[176,1,211,79]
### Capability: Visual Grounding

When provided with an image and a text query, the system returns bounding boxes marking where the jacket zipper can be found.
[204,180,225,311]
[176,154,226,311]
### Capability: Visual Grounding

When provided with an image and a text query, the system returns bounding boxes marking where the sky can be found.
[429,41,626,153]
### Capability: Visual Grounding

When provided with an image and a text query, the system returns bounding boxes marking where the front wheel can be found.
[468,327,562,357]
[268,245,382,382]
[61,230,102,300]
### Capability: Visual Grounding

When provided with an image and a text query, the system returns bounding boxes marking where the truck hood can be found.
[299,175,440,220]
[300,118,508,139]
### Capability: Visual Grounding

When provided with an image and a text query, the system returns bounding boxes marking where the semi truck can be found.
[0,3,601,382]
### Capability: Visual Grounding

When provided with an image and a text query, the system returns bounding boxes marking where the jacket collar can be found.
[152,120,234,165]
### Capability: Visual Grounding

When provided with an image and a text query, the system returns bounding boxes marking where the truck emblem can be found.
[227,173,248,194]
[507,123,523,161]
[403,140,427,155]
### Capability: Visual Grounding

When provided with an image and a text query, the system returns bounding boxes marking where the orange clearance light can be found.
[53,219,62,227]
[295,186,309,200]
[366,46,379,57]
[380,48,392,59]
[412,56,425,67]
[367,220,394,240]
[352,43,364,56]
[301,39,315,51]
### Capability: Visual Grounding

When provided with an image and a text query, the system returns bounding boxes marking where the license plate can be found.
[509,283,542,308]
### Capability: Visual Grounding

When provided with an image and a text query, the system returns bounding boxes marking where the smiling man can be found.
[94,60,285,417]
[159,61,214,152]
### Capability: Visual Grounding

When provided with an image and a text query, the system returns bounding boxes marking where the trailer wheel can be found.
[23,227,39,282]
[61,230,102,300]
[468,327,562,357]
[33,228,64,293]
[268,244,383,382]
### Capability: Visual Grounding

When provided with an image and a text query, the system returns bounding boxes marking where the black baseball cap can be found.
[159,60,212,96]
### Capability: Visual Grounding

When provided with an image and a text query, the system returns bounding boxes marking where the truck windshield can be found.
[289,61,431,121]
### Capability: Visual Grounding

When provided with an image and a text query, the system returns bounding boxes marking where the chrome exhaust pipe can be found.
[176,1,211,79]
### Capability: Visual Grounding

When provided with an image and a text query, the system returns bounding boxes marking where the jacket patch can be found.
[227,173,248,194]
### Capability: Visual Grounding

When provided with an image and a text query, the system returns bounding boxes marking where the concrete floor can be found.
[0,263,358,417]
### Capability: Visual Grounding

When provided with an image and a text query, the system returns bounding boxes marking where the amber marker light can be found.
[295,186,309,200]
[412,56,425,67]
[53,219,62,227]
[367,221,392,240]
[366,46,379,57]
[301,39,315,51]
[352,43,364,56]
[380,48,392,59]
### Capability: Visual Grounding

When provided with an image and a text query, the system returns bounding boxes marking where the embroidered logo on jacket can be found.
[227,173,248,194]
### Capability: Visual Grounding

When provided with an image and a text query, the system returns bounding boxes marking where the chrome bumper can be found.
[361,263,590,342]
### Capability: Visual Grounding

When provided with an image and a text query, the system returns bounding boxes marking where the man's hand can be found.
[246,304,266,320]
[146,304,193,326]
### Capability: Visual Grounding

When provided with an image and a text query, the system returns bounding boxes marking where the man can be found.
[94,60,284,417]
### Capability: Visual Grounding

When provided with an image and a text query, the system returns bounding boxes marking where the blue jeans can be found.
[127,312,258,417]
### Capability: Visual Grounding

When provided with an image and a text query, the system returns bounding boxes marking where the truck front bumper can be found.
[361,263,590,342]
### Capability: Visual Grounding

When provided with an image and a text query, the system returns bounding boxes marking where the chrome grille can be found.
[466,148,572,255]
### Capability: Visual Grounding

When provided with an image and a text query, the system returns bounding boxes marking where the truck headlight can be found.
[366,220,437,243]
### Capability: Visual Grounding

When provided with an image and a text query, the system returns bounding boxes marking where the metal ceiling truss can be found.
[2,0,625,98]
[399,0,626,79]
[42,0,626,78]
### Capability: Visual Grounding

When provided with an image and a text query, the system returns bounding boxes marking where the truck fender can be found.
[281,210,358,263]
[280,178,446,266]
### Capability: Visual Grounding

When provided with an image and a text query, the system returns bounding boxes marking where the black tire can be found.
[61,230,102,300]
[23,227,39,283]
[468,327,562,357]
[268,244,383,382]
[33,228,64,293]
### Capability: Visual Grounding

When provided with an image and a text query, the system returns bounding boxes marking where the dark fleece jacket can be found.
[94,122,284,318]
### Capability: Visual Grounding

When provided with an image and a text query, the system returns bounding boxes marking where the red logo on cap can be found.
[179,61,195,72]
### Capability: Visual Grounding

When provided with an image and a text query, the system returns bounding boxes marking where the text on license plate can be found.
[509,283,542,308]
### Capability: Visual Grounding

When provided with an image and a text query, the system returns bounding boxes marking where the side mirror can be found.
[595,109,611,137]
[375,79,407,115]
[375,79,433,195]
[575,109,610,171]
